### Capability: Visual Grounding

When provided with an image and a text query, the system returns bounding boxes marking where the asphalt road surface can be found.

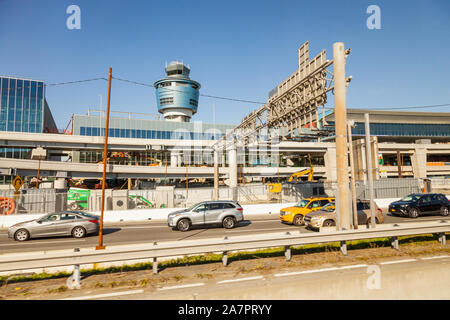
[1,213,449,254]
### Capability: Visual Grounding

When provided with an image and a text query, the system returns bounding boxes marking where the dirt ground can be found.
[1,239,449,300]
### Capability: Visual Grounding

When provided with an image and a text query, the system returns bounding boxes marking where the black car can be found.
[388,193,450,218]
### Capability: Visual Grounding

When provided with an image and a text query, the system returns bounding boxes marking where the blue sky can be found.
[1,0,449,128]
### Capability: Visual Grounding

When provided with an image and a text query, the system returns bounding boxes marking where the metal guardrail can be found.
[1,221,448,279]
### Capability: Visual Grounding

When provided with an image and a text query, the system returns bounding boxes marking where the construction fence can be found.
[1,178,447,215]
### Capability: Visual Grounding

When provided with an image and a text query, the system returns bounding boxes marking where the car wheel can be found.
[408,208,420,219]
[72,226,86,238]
[222,216,237,229]
[366,218,379,226]
[323,220,335,227]
[293,215,304,226]
[440,206,449,217]
[177,219,191,232]
[14,229,30,241]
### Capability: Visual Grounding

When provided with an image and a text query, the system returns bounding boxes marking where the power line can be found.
[324,103,450,111]
[46,78,107,86]
[112,76,266,105]
[0,77,107,91]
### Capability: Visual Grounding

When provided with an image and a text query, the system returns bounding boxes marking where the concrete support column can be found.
[324,147,337,182]
[213,149,219,201]
[170,151,178,168]
[412,146,427,179]
[221,152,226,168]
[228,145,238,201]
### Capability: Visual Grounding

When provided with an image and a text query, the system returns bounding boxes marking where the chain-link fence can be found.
[0,189,67,214]
[355,178,421,199]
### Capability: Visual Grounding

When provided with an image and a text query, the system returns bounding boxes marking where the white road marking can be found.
[379,259,417,265]
[274,264,369,278]
[111,219,279,229]
[0,239,86,246]
[157,283,205,291]
[420,255,450,260]
[60,289,144,300]
[336,264,368,270]
[225,227,294,233]
[217,276,264,284]
[275,267,340,277]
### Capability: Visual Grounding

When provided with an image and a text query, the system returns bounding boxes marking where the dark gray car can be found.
[8,211,100,241]
[168,201,244,231]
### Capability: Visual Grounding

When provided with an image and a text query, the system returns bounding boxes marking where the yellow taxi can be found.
[278,197,335,226]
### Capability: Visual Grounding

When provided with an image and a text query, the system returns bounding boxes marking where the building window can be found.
[160,82,172,87]
[189,99,198,107]
[160,97,174,105]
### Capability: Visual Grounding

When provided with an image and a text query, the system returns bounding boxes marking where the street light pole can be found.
[347,121,358,229]
[96,67,112,250]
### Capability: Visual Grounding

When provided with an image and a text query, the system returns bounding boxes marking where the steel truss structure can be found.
[215,41,350,149]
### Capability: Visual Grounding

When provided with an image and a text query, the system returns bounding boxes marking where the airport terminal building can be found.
[0,63,450,184]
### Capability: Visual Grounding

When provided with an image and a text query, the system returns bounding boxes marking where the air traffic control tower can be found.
[154,62,201,122]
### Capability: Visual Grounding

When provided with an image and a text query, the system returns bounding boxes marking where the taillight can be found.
[237,208,243,211]
[89,220,99,223]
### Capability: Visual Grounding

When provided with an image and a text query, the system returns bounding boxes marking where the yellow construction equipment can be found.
[268,154,315,195]
[268,168,314,194]
[287,167,314,183]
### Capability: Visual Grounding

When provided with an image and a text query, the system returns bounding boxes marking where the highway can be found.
[1,213,449,254]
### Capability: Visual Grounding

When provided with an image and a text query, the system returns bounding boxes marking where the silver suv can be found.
[168,201,244,231]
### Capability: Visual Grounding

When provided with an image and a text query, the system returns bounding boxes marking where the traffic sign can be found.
[12,176,23,191]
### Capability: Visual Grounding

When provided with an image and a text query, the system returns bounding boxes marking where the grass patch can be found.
[1,233,447,286]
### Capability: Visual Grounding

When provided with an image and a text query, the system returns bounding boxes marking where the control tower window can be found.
[191,84,199,89]
[189,99,198,107]
[160,97,174,105]
[167,70,183,76]
[175,83,188,87]
[160,82,172,87]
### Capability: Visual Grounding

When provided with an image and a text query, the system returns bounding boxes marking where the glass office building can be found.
[0,76,55,132]
[0,76,57,159]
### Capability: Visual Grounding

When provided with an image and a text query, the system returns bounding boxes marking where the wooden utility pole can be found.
[96,67,112,250]
[333,42,351,230]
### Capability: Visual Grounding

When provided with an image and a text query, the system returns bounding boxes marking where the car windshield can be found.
[321,202,335,212]
[296,200,309,208]
[71,211,97,219]
[187,203,203,211]
[400,194,421,201]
